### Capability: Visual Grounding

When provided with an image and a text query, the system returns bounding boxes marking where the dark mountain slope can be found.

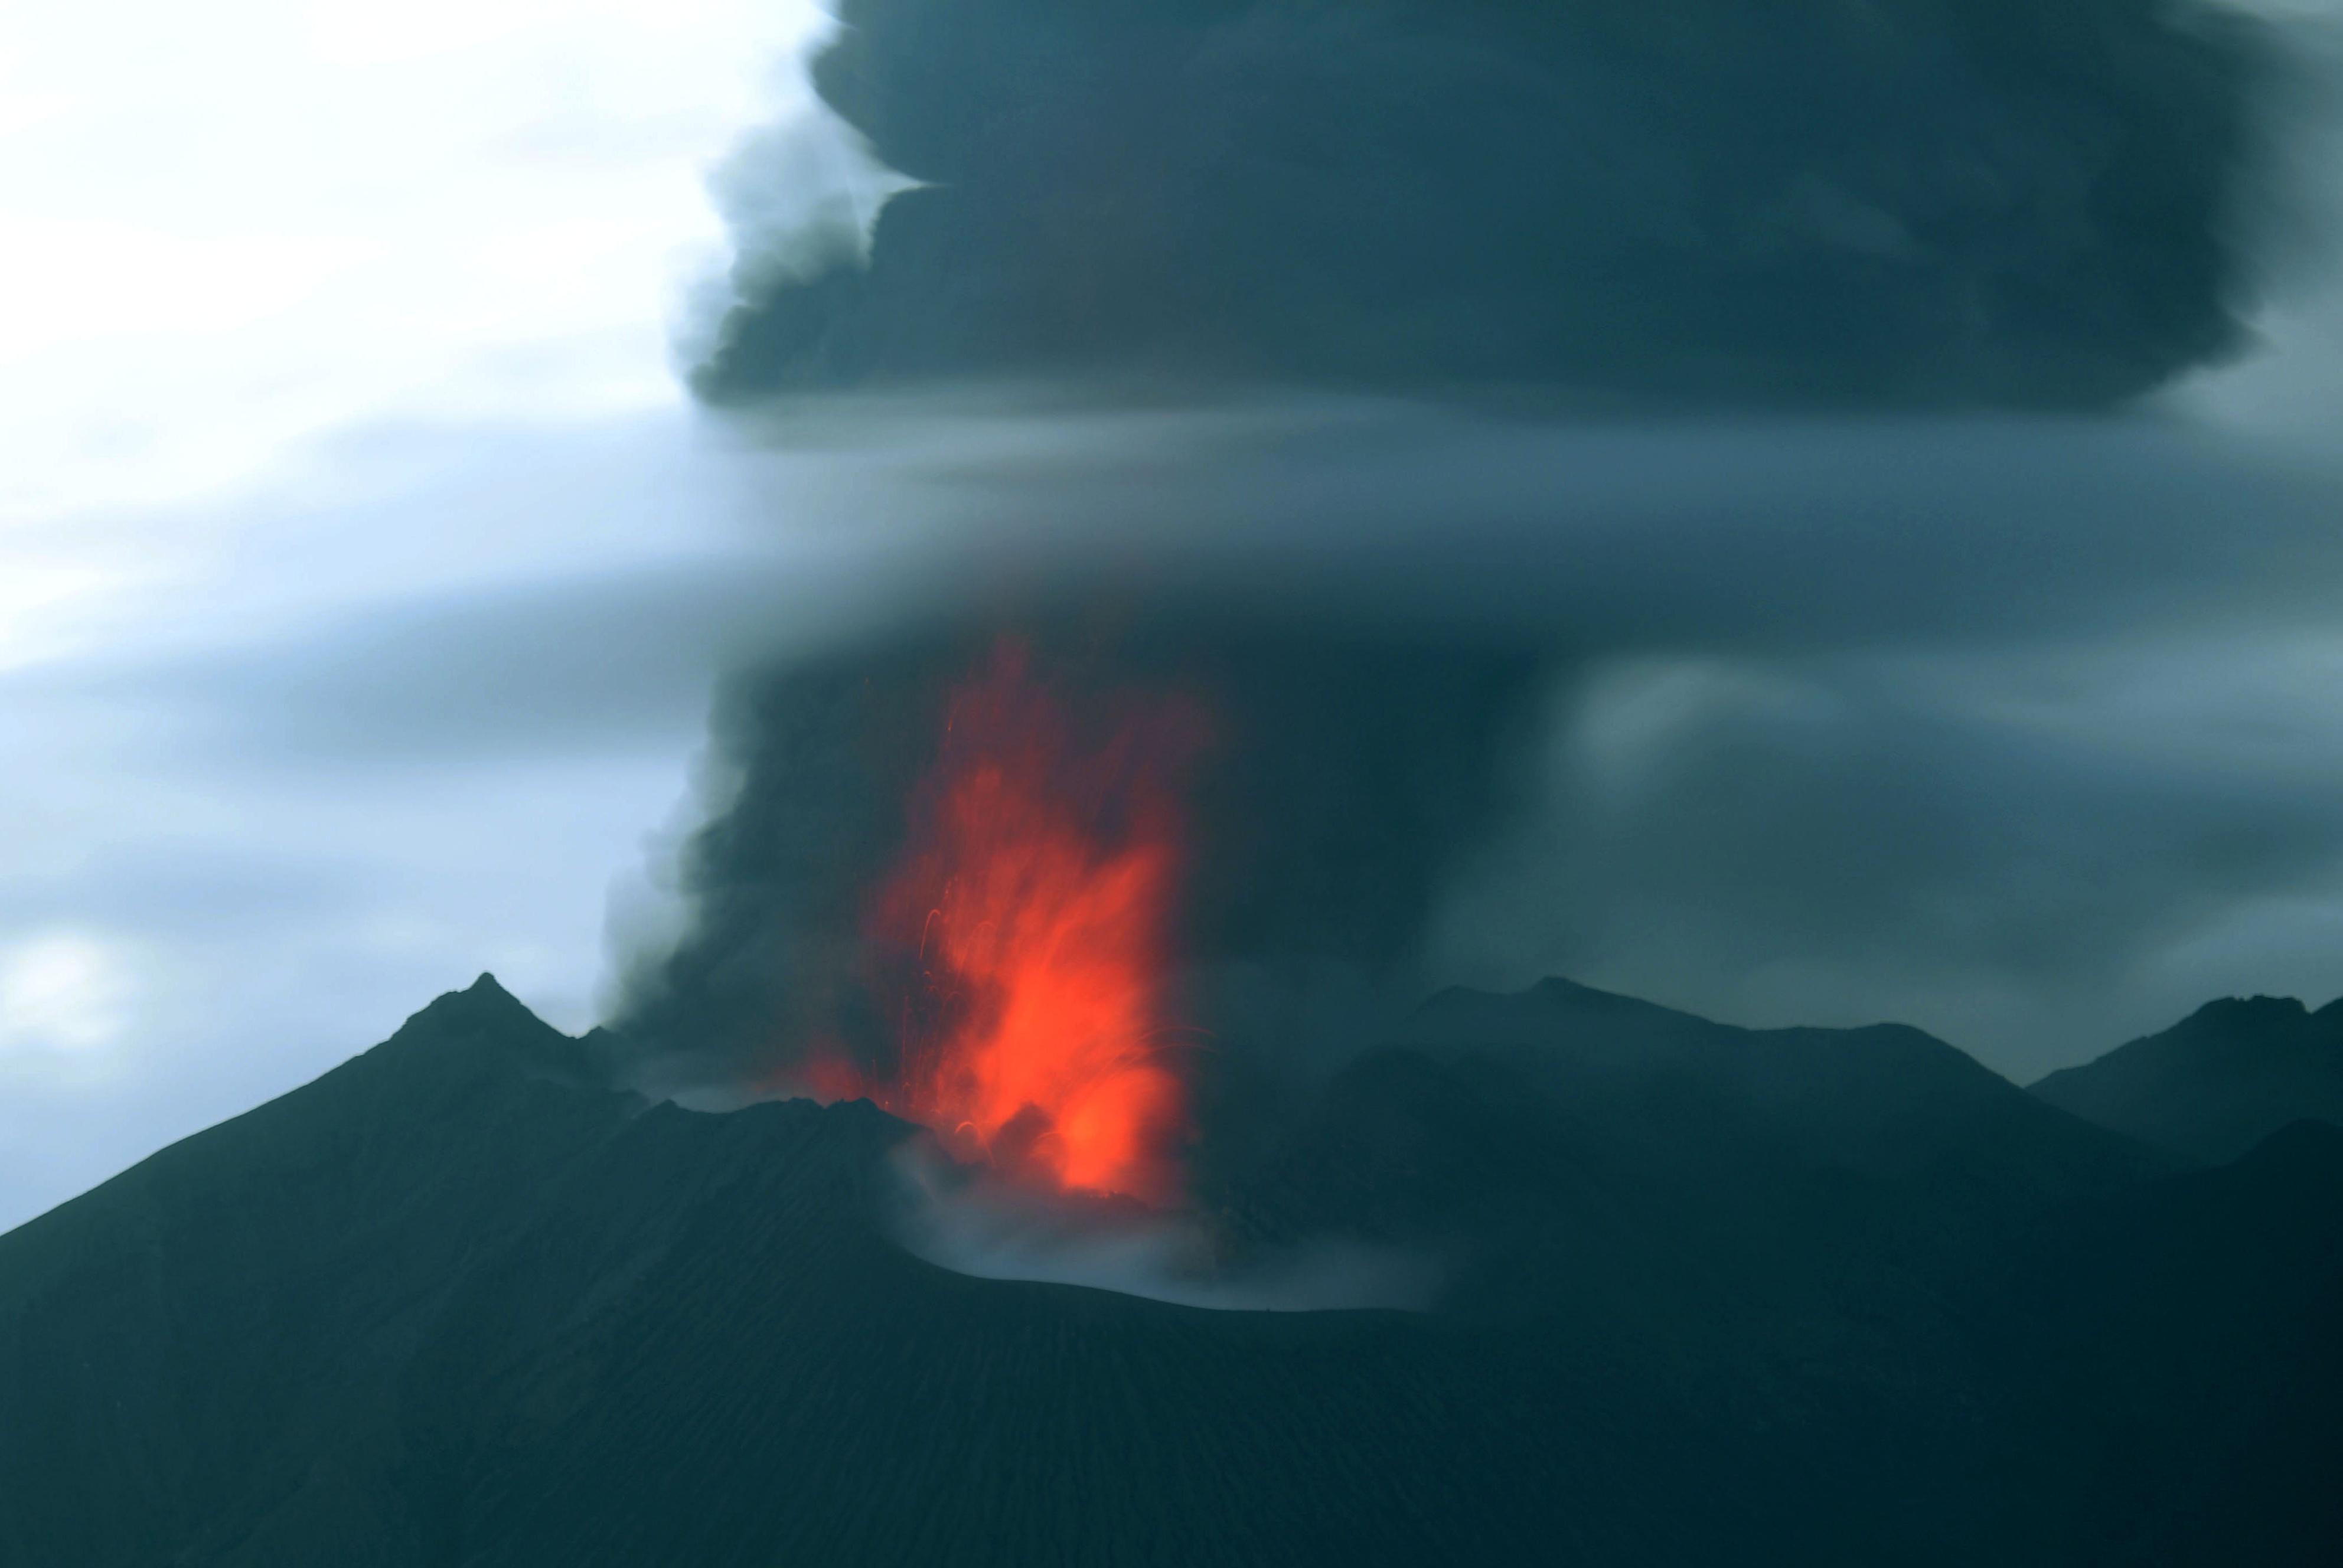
[2032,994,2343,1164]
[1409,978,2169,1191]
[0,977,636,1567]
[1216,978,2171,1379]
[1976,1120,2343,1566]
[391,1097,1891,1568]
[2,976,2339,1564]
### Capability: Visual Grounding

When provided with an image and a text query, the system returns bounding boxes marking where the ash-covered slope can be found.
[2032,994,2343,1165]
[4,976,2341,1566]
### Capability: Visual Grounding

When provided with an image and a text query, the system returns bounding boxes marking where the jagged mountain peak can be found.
[374,972,599,1086]
[5,974,2341,1564]
[2179,993,2313,1030]
[2032,989,2343,1165]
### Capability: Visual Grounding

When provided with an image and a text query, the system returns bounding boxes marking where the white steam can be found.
[885,1139,1445,1313]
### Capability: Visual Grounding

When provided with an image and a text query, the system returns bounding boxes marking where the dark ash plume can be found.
[696,0,2278,409]
[596,404,2343,1093]
[611,609,1549,1093]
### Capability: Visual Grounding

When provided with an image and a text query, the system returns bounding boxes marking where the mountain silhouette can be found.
[2032,994,2343,1165]
[3,975,2338,1564]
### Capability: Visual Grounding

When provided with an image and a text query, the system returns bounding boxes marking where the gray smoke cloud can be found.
[608,605,1552,1100]
[885,1140,1446,1309]
[694,0,2282,408]
[600,2,2343,1148]
[603,398,2343,1098]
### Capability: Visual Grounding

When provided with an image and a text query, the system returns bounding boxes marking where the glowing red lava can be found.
[846,640,1206,1203]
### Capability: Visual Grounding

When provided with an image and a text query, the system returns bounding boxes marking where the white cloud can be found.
[0,0,828,531]
[0,932,134,1054]
[0,0,840,1225]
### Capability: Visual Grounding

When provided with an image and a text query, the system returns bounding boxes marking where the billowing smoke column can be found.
[698,0,2275,408]
[617,0,2312,1215]
[613,613,1549,1200]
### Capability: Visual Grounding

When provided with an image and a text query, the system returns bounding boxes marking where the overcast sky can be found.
[0,0,842,1229]
[4,0,2343,1231]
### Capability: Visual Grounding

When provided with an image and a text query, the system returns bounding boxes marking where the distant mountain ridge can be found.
[1411,976,2171,1188]
[2032,992,2343,1164]
[2,974,2338,1564]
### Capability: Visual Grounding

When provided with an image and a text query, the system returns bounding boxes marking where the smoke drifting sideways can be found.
[610,2,2342,1301]
[692,0,2285,409]
[602,393,2343,1205]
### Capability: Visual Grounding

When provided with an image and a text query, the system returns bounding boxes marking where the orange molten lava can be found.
[860,641,1204,1202]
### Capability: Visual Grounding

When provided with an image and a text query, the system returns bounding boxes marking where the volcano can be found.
[4,974,2340,1565]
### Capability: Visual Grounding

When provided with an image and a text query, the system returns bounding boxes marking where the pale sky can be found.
[4,0,2343,1233]
[0,0,837,1229]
